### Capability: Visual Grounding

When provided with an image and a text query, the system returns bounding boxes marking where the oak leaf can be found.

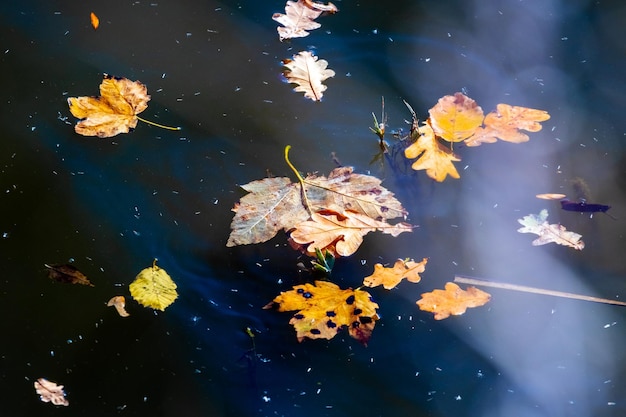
[34,378,69,406]
[282,51,335,101]
[107,296,130,317]
[464,103,550,147]
[129,260,178,311]
[517,209,584,250]
[263,280,379,345]
[404,122,461,182]
[363,258,428,290]
[416,282,491,320]
[44,263,94,287]
[428,93,485,142]
[273,0,322,41]
[227,167,408,247]
[289,206,412,257]
[67,74,149,137]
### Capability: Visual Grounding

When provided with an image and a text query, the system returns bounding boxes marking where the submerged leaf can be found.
[417,282,491,320]
[67,74,150,137]
[363,258,428,290]
[129,260,178,311]
[282,51,335,101]
[44,263,94,287]
[517,209,584,250]
[264,280,379,345]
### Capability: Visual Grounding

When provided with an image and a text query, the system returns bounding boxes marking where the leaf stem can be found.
[454,275,626,307]
[284,145,313,214]
[136,116,181,131]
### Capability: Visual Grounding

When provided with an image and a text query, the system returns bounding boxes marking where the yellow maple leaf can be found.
[264,280,379,345]
[416,282,491,320]
[428,92,485,142]
[129,260,178,311]
[363,258,427,290]
[404,123,461,182]
[464,103,550,147]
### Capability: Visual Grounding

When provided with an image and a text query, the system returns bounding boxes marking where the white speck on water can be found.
[603,322,617,328]
[316,388,321,394]
[425,57,431,62]
[306,367,311,372]
[162,73,166,78]
[2,232,8,238]
[455,395,462,400]
[360,259,366,265]
[415,371,419,377]
[50,350,54,357]
[561,36,568,41]
[262,395,271,402]
[608,402,616,406]
[372,28,378,34]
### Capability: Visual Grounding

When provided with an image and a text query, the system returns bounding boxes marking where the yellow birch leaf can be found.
[428,93,484,142]
[417,282,491,320]
[129,260,178,311]
[363,258,428,290]
[404,123,461,182]
[263,280,379,345]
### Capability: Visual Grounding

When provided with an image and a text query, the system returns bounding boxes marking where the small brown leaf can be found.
[34,378,69,406]
[44,263,94,287]
[107,296,130,317]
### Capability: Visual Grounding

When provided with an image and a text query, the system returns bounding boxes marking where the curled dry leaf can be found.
[282,51,335,101]
[67,74,150,137]
[34,378,69,406]
[227,166,408,247]
[129,260,178,311]
[363,258,428,290]
[404,122,461,182]
[517,209,584,250]
[44,263,94,287]
[289,206,412,257]
[416,282,491,320]
[107,296,130,317]
[264,280,379,345]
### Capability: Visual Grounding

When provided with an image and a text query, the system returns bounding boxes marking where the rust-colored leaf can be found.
[363,258,428,290]
[90,12,99,30]
[227,167,408,247]
[289,206,412,257]
[44,263,94,287]
[107,295,130,317]
[404,122,461,182]
[416,282,491,320]
[517,209,584,250]
[428,93,484,142]
[67,74,150,137]
[34,378,69,406]
[464,103,550,147]
[282,51,335,101]
[263,280,379,345]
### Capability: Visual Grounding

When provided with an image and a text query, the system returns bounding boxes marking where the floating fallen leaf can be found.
[404,122,461,182]
[129,260,178,311]
[264,280,379,345]
[517,209,584,250]
[34,378,69,406]
[464,103,550,147]
[90,12,99,30]
[303,0,338,13]
[107,296,130,317]
[416,282,491,320]
[289,206,412,257]
[363,258,428,290]
[273,0,322,41]
[68,75,179,137]
[282,51,335,101]
[428,93,485,142]
[227,164,408,247]
[44,263,94,287]
[536,193,567,200]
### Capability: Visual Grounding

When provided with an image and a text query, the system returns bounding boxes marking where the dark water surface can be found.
[2,0,626,416]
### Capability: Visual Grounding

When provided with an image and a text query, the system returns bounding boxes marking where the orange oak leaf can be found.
[44,263,94,286]
[404,122,461,182]
[289,206,412,257]
[517,209,584,250]
[34,378,69,406]
[363,258,428,290]
[263,280,379,345]
[416,282,491,320]
[67,75,150,137]
[107,296,130,317]
[428,93,485,142]
[464,104,550,147]
[227,167,408,247]
[282,51,335,101]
